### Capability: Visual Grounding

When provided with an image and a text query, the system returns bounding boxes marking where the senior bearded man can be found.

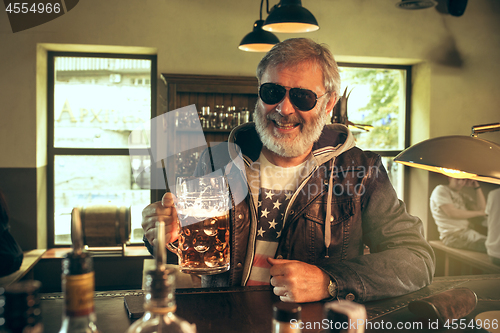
[142,38,435,303]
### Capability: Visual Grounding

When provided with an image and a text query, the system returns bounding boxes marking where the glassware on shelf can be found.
[176,151,199,177]
[219,110,227,130]
[200,106,210,129]
[224,106,234,130]
[175,111,190,129]
[209,105,220,129]
[233,109,241,127]
[240,107,251,124]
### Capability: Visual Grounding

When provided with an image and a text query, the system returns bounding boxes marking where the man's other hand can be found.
[268,257,330,303]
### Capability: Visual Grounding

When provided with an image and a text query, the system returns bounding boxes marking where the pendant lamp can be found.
[239,0,280,52]
[394,123,500,185]
[263,0,319,33]
[239,20,280,52]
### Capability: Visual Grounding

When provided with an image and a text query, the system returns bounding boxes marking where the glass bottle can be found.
[233,108,241,127]
[241,107,250,124]
[126,222,196,333]
[210,105,219,129]
[224,106,233,130]
[217,105,225,129]
[200,106,209,129]
[59,208,99,333]
[0,280,43,333]
[272,303,301,333]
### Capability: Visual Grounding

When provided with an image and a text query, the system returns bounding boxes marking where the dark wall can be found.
[0,167,42,250]
[34,256,145,292]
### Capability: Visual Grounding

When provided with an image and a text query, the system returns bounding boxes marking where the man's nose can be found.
[277,92,296,116]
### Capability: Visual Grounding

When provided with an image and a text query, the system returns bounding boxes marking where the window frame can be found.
[338,62,412,200]
[47,51,157,248]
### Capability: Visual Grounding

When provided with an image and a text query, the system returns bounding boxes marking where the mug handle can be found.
[166,241,179,254]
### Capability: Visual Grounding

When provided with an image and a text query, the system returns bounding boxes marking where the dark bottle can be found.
[0,280,43,333]
[272,302,302,333]
[58,208,99,333]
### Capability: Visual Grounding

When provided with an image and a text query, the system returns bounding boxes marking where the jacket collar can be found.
[227,122,356,168]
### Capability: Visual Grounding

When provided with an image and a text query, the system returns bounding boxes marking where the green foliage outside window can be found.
[340,67,404,151]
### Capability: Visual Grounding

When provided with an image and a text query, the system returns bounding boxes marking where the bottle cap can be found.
[62,251,93,275]
[146,267,176,301]
[273,302,301,322]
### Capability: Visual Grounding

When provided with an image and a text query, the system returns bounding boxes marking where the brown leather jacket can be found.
[147,123,435,302]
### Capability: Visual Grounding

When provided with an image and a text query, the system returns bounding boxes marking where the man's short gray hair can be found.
[256,38,341,98]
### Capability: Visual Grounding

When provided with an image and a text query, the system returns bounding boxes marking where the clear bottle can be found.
[126,268,196,333]
[224,106,234,130]
[272,303,301,333]
[200,106,209,129]
[233,108,241,127]
[0,280,43,333]
[126,222,196,333]
[210,105,219,129]
[58,208,99,333]
[240,107,250,124]
[217,105,225,129]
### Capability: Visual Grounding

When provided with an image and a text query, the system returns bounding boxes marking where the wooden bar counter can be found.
[40,275,500,333]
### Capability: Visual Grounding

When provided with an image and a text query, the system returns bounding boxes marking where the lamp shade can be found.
[263,0,319,33]
[394,135,500,185]
[239,20,280,52]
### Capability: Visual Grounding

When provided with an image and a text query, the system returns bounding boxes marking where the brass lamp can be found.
[394,123,500,185]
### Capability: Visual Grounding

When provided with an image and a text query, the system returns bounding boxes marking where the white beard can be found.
[253,102,328,158]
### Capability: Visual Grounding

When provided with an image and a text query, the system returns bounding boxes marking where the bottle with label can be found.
[125,222,196,333]
[0,280,43,333]
[272,302,302,333]
[58,208,99,333]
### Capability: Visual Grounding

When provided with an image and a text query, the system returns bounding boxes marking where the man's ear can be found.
[325,93,338,114]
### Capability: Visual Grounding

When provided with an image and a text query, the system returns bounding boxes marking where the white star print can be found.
[261,208,270,218]
[258,201,262,207]
[257,227,265,237]
[265,190,275,200]
[276,230,282,238]
[269,219,277,229]
[285,192,292,200]
[273,200,282,210]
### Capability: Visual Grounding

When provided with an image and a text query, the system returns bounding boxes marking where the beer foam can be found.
[177,207,227,219]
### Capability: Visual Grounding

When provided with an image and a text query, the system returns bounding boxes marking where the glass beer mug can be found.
[167,175,230,275]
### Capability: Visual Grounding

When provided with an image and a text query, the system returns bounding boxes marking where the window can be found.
[48,52,156,247]
[338,64,410,200]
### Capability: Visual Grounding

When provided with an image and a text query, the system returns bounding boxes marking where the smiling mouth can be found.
[272,120,300,130]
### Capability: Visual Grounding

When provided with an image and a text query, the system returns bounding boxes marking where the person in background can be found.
[0,190,24,277]
[142,38,434,303]
[485,187,500,265]
[430,177,487,252]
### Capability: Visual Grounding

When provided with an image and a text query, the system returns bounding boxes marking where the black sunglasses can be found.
[259,82,328,111]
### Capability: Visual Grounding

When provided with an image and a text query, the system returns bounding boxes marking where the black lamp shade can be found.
[394,135,500,185]
[239,20,280,52]
[263,0,319,33]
